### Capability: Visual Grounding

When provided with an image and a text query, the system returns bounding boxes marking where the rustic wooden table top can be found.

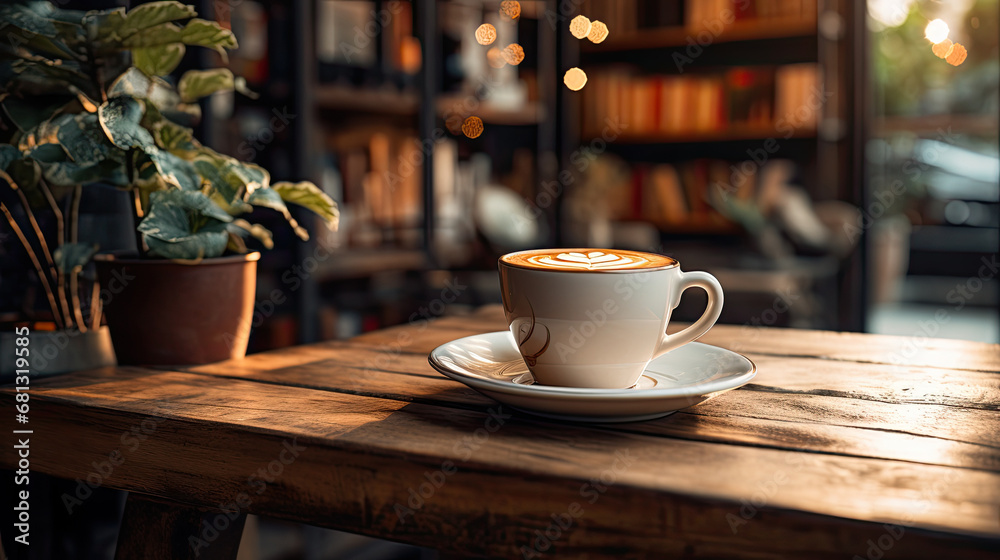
[3,305,999,559]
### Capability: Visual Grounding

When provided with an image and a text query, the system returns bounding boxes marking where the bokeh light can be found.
[501,43,524,65]
[867,0,914,29]
[587,20,609,44]
[931,38,953,58]
[946,43,968,66]
[475,23,496,46]
[563,67,588,91]
[569,15,592,39]
[925,19,950,43]
[486,47,506,68]
[499,1,520,20]
[462,116,484,139]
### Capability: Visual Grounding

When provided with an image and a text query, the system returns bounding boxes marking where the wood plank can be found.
[346,305,1000,372]
[3,370,999,555]
[115,494,245,560]
[181,346,1000,472]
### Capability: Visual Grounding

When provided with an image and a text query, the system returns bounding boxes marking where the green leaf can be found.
[35,150,129,188]
[121,22,184,48]
[247,186,309,240]
[272,181,340,230]
[118,1,197,38]
[227,218,274,249]
[0,145,22,171]
[0,3,56,36]
[192,152,269,210]
[145,229,228,259]
[179,18,237,56]
[132,43,186,76]
[54,242,98,274]
[86,7,127,43]
[98,96,154,149]
[10,59,93,95]
[57,112,117,165]
[27,143,70,164]
[120,18,236,55]
[0,3,82,60]
[138,189,231,259]
[153,119,197,154]
[177,68,234,103]
[0,95,77,132]
[145,146,200,190]
[107,67,153,97]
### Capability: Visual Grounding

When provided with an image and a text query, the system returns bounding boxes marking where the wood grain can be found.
[3,304,999,558]
[115,494,245,560]
[349,305,1000,372]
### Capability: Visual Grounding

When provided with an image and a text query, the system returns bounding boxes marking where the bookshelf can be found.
[580,17,817,53]
[200,0,866,344]
[204,0,563,346]
[560,0,865,330]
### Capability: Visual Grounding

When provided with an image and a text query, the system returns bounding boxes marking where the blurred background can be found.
[2,0,997,346]
[1,0,998,559]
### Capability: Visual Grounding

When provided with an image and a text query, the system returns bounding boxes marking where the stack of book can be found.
[580,64,820,139]
[596,158,796,231]
[576,0,816,34]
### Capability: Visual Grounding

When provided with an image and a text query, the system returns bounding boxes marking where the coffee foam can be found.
[501,249,676,271]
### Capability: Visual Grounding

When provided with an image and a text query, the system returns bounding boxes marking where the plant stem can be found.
[130,189,145,256]
[35,176,74,328]
[89,281,102,330]
[69,269,87,333]
[3,171,70,328]
[70,184,81,244]
[126,149,145,256]
[1,203,64,329]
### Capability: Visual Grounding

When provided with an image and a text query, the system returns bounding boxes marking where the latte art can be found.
[501,248,676,272]
[529,251,648,270]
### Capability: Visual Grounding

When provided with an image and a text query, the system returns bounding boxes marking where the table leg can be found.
[114,493,246,560]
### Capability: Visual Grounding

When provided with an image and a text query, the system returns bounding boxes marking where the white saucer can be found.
[428,331,757,423]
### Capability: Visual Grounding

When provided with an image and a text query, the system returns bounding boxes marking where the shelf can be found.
[649,219,742,235]
[315,85,419,115]
[436,96,545,126]
[874,114,998,137]
[313,248,427,282]
[581,18,817,53]
[315,86,545,126]
[586,124,817,144]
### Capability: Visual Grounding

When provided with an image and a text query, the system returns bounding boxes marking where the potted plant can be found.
[1,1,338,365]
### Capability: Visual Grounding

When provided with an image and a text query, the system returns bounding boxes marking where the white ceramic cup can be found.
[498,248,724,389]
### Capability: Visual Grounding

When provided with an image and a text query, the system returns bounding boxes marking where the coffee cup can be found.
[498,249,724,389]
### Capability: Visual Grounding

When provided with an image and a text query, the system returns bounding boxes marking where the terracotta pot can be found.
[94,252,259,365]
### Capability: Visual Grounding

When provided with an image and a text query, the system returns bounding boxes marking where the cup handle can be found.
[653,271,724,359]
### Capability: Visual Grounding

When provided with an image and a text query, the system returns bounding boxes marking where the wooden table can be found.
[3,305,999,559]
